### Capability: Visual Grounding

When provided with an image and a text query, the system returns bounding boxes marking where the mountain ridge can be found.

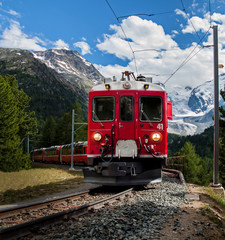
[0,48,104,122]
[0,47,222,136]
[167,74,225,135]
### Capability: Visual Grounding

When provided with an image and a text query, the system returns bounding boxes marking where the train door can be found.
[118,95,135,140]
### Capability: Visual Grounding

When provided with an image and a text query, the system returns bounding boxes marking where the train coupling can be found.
[95,162,143,177]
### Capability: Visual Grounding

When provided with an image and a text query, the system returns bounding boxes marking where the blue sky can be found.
[0,0,225,88]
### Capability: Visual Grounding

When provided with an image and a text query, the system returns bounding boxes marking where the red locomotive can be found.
[83,71,172,186]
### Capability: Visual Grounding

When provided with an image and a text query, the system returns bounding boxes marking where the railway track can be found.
[0,187,133,240]
[0,169,185,240]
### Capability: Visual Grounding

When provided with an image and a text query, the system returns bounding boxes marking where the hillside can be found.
[0,48,104,122]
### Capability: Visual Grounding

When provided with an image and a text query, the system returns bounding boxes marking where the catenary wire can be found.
[164,26,212,85]
[105,0,213,82]
[209,0,212,26]
[180,0,202,44]
[105,0,138,75]
[117,10,175,20]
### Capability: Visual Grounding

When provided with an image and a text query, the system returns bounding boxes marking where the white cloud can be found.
[8,9,20,17]
[97,16,177,61]
[73,40,91,55]
[94,64,128,80]
[0,20,46,51]
[95,15,225,90]
[53,39,69,49]
[182,16,210,33]
[175,9,188,19]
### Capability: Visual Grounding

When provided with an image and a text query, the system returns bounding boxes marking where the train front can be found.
[83,72,172,186]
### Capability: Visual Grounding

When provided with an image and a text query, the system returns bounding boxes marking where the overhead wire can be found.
[209,0,212,26]
[164,27,212,85]
[105,0,138,75]
[105,0,213,83]
[117,10,175,20]
[180,0,203,44]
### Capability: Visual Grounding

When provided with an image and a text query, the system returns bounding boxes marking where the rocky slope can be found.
[33,49,104,92]
[0,48,104,121]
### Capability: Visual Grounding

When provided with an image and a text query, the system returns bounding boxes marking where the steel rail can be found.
[162,168,186,186]
[0,190,92,218]
[0,188,133,240]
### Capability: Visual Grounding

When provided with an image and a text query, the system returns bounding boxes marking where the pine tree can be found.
[55,112,72,145]
[73,102,87,142]
[53,102,87,146]
[0,75,37,171]
[4,75,38,139]
[0,76,23,171]
[41,116,57,147]
[179,142,203,184]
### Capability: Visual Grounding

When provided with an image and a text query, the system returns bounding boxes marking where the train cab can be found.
[83,71,172,186]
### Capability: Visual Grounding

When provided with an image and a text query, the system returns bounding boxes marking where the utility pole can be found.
[70,109,75,171]
[211,25,225,198]
[213,25,220,187]
[69,108,88,171]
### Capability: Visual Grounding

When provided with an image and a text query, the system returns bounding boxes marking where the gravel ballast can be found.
[26,176,187,240]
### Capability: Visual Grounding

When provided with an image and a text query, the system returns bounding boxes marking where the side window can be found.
[92,96,114,121]
[120,96,134,122]
[140,97,162,122]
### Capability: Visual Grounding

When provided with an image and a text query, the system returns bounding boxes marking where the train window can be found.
[78,145,83,154]
[83,146,86,154]
[140,97,162,122]
[35,150,43,156]
[46,149,56,156]
[120,96,134,122]
[92,96,114,122]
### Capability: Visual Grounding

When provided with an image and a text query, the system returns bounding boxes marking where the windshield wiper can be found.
[92,110,104,127]
[140,103,153,128]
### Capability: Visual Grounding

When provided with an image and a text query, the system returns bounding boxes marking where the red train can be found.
[31,142,88,165]
[83,71,172,186]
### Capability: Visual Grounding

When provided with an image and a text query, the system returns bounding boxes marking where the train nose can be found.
[115,140,137,159]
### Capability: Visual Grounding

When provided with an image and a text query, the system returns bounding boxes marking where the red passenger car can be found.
[60,142,88,165]
[83,71,172,186]
[31,142,88,166]
[31,148,45,162]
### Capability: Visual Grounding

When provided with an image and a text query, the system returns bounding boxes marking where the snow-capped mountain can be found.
[0,47,223,136]
[167,73,225,135]
[33,49,104,92]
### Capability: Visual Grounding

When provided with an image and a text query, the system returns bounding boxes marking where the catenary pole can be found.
[70,109,75,170]
[213,25,220,186]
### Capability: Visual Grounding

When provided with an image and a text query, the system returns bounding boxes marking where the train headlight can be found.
[123,82,131,89]
[152,133,161,142]
[93,132,102,142]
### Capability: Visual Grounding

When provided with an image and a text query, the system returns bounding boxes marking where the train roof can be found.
[61,141,88,148]
[91,73,165,92]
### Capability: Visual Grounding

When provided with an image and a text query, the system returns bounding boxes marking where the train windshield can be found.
[92,96,115,121]
[120,96,134,122]
[140,97,162,122]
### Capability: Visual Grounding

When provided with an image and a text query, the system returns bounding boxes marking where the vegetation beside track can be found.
[0,165,84,205]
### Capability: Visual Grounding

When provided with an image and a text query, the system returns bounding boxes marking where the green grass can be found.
[204,187,225,212]
[0,166,84,204]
